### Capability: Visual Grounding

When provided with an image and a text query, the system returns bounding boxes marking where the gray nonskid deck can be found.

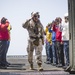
[0,55,70,75]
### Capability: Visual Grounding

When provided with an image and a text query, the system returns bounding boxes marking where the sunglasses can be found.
[34,15,40,18]
[34,15,38,17]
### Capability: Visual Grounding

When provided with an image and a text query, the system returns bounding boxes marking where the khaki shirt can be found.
[22,19,44,38]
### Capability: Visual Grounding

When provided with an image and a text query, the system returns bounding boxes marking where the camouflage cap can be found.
[31,12,40,18]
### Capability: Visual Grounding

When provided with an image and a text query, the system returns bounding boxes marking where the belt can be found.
[29,36,43,39]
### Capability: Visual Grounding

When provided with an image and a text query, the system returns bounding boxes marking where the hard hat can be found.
[31,12,40,18]
[64,13,68,17]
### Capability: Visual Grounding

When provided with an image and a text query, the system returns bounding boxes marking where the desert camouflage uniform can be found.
[22,19,44,65]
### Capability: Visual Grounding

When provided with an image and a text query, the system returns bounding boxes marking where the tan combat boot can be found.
[38,63,43,71]
[29,64,34,70]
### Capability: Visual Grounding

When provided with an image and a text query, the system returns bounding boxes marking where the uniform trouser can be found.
[6,41,10,54]
[0,40,8,65]
[46,42,52,62]
[63,41,69,66]
[52,41,57,64]
[45,43,47,61]
[61,44,65,66]
[6,41,10,56]
[56,41,62,64]
[5,41,10,63]
[27,39,43,64]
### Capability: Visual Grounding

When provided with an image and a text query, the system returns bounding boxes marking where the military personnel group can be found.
[0,12,69,71]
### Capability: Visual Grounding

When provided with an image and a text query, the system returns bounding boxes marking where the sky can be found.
[0,0,68,55]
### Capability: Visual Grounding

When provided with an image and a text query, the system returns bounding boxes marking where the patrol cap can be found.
[31,12,40,18]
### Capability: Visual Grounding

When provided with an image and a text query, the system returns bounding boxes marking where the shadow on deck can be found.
[0,55,70,75]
